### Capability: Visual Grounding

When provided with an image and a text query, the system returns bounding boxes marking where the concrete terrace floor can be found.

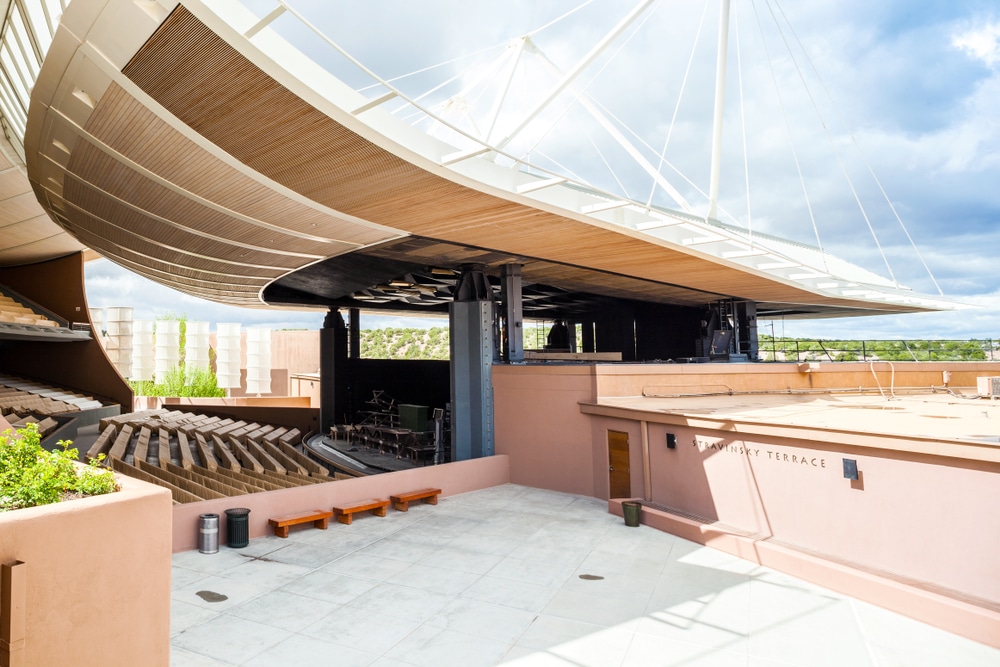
[170,485,999,666]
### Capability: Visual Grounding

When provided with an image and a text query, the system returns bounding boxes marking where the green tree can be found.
[0,423,117,511]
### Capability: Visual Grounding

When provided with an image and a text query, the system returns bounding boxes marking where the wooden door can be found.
[608,430,631,498]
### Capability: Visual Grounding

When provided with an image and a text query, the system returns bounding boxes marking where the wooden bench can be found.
[268,510,334,538]
[332,498,389,524]
[390,488,442,512]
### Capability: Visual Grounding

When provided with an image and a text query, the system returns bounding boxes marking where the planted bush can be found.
[0,423,118,511]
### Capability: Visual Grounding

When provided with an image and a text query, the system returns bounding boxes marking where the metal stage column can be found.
[320,308,349,435]
[450,266,494,461]
[500,263,524,363]
[348,307,361,359]
[581,319,595,353]
[736,300,759,361]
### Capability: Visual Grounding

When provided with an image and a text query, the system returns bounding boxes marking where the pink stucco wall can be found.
[493,362,1000,647]
[590,360,1000,397]
[0,473,172,666]
[172,455,510,551]
[635,421,1000,607]
[493,365,601,496]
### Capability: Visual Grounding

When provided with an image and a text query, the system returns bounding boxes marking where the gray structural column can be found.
[348,307,360,359]
[581,319,595,353]
[450,266,494,461]
[320,308,349,435]
[500,263,524,362]
[736,300,758,360]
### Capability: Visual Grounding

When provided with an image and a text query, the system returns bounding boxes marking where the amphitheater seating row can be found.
[0,293,57,327]
[0,374,104,414]
[2,413,60,437]
[94,409,342,504]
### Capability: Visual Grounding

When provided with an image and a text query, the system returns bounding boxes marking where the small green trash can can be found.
[225,508,251,548]
[622,501,641,527]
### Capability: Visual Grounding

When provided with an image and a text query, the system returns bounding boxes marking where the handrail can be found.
[759,338,997,363]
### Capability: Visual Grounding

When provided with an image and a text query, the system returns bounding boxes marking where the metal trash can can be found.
[622,501,641,528]
[225,508,251,548]
[198,513,219,554]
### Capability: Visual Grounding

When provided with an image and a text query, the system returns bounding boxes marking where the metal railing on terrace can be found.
[758,338,999,363]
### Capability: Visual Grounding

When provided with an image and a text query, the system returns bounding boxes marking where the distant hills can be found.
[359,328,996,362]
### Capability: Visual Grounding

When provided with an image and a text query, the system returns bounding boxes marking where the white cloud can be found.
[952,21,1000,68]
[779,292,1000,341]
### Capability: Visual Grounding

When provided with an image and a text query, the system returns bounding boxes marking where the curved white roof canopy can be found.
[19,0,960,317]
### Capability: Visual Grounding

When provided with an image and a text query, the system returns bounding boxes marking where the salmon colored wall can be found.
[493,362,1000,644]
[289,373,320,406]
[0,473,172,666]
[633,420,1000,606]
[643,421,769,529]
[172,455,510,551]
[613,498,1000,650]
[493,366,600,496]
[591,360,1000,397]
[270,330,320,376]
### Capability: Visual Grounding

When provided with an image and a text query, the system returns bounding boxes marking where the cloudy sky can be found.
[85,0,1000,339]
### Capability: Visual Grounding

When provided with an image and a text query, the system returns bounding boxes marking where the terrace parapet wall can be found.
[493,361,1000,648]
[0,473,172,667]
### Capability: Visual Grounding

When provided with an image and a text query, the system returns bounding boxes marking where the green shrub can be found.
[0,423,118,511]
[129,366,225,398]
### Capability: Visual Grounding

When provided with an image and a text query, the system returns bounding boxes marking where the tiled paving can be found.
[171,484,999,666]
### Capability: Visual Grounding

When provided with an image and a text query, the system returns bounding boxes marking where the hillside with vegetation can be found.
[758,336,995,362]
[360,326,450,359]
[357,328,997,362]
[358,323,562,359]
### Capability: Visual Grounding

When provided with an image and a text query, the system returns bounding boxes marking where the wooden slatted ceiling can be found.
[67,142,324,255]
[62,176,311,271]
[83,84,392,249]
[55,206,269,281]
[116,6,923,313]
[98,258,263,304]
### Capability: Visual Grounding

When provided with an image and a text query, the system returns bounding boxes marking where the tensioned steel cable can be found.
[643,0,711,210]
[763,0,897,285]
[734,1,754,244]
[772,1,943,295]
[751,0,828,273]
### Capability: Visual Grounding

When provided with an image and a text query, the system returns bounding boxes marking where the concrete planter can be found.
[0,473,172,666]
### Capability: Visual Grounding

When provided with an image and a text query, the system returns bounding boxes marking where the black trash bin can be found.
[225,508,251,548]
